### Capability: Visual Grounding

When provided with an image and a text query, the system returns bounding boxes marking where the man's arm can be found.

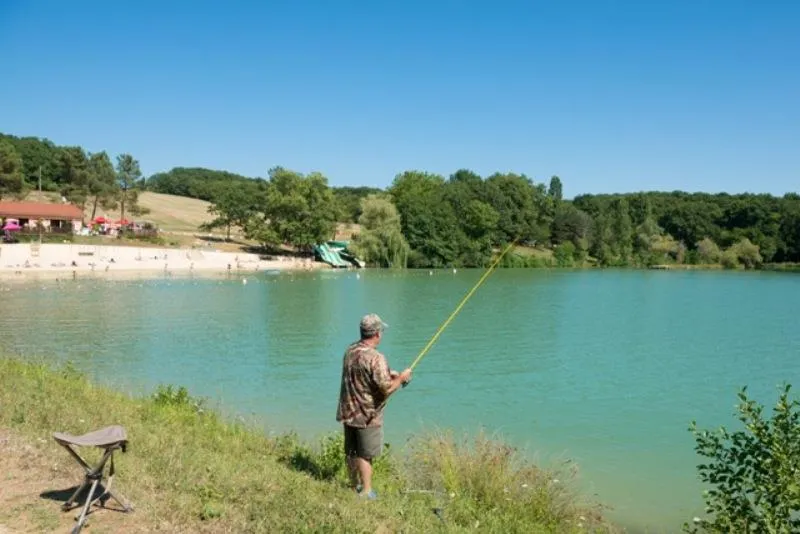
[385,368,412,395]
[374,357,412,397]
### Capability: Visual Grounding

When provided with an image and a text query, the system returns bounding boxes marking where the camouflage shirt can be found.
[336,340,394,428]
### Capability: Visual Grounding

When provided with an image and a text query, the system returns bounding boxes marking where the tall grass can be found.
[0,357,616,533]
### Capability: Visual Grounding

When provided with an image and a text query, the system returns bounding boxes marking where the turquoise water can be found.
[1,269,798,532]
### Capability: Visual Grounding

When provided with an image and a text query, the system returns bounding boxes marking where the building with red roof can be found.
[0,201,84,234]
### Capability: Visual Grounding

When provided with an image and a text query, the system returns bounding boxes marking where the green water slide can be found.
[314,241,365,268]
[314,243,350,268]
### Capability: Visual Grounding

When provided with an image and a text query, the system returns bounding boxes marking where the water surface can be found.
[2,269,798,532]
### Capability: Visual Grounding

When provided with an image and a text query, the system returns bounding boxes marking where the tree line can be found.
[0,133,145,221]
[1,132,798,269]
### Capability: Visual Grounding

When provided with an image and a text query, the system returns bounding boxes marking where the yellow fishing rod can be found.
[369,239,518,419]
[407,239,518,373]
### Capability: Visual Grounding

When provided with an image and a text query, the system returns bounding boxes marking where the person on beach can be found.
[336,314,412,500]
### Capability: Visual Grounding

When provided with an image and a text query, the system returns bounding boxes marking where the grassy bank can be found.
[0,358,614,533]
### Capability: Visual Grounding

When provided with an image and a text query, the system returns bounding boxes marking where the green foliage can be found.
[350,194,409,267]
[553,241,576,267]
[58,146,91,209]
[548,175,563,203]
[145,167,256,201]
[729,238,763,270]
[501,251,555,269]
[332,186,383,222]
[390,170,465,267]
[245,167,338,251]
[3,129,800,268]
[274,431,394,486]
[720,248,740,269]
[201,181,263,240]
[575,191,798,263]
[696,237,722,264]
[0,133,62,189]
[552,204,592,248]
[152,384,206,413]
[0,140,25,201]
[116,154,143,221]
[685,385,800,533]
[483,172,542,244]
[87,151,118,220]
[404,431,606,531]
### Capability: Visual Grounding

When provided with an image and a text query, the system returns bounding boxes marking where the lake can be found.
[1,268,798,532]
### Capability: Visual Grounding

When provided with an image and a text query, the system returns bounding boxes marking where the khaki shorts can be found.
[343,424,383,459]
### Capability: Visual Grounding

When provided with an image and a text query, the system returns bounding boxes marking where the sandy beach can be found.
[0,243,326,280]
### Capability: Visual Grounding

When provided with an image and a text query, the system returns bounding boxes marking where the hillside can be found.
[24,191,215,233]
[22,191,358,246]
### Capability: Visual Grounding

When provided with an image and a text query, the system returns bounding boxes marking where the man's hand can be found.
[399,368,412,385]
[386,368,413,395]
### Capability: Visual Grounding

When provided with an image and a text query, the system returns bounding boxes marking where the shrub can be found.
[554,242,576,267]
[152,384,206,413]
[273,430,394,486]
[696,238,721,264]
[685,385,800,533]
[403,430,606,531]
[730,238,763,269]
[720,249,739,269]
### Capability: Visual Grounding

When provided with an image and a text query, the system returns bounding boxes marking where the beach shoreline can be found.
[0,243,330,281]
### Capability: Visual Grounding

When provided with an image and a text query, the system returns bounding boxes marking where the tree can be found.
[116,154,142,222]
[0,134,62,189]
[350,194,410,268]
[696,238,722,264]
[729,238,763,270]
[552,204,592,247]
[685,385,800,533]
[0,141,25,201]
[246,167,338,251]
[146,167,256,201]
[332,186,384,223]
[59,147,91,209]
[548,175,563,203]
[610,198,633,264]
[553,241,576,267]
[483,173,540,244]
[390,171,463,267]
[202,182,262,240]
[87,152,118,220]
[778,202,800,263]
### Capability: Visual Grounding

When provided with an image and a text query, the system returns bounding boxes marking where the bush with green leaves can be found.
[685,384,800,533]
[152,383,206,413]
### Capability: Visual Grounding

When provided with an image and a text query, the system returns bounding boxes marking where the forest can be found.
[1,132,798,269]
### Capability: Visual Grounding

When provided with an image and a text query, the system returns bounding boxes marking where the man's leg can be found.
[355,456,373,493]
[343,425,361,490]
[346,455,361,489]
[356,426,382,496]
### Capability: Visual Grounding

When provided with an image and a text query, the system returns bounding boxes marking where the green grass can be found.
[0,358,616,533]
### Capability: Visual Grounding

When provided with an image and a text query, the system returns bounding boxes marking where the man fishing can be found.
[336,313,412,500]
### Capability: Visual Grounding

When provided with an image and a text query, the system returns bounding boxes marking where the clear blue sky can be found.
[1,1,797,197]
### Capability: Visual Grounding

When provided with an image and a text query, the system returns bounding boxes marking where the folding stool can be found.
[53,425,133,533]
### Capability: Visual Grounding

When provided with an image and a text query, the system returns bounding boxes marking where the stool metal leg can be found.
[72,478,100,534]
[62,479,90,511]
